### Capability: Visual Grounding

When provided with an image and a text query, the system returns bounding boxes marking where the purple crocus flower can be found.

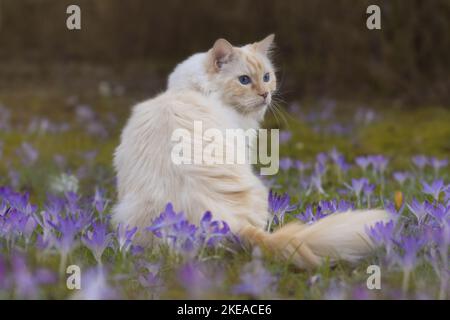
[232,248,277,298]
[296,205,315,223]
[329,148,342,164]
[64,192,83,218]
[363,183,376,197]
[296,204,330,224]
[75,104,96,122]
[351,178,369,197]
[407,199,428,225]
[412,155,428,170]
[329,123,350,136]
[424,202,449,224]
[138,264,161,288]
[324,280,348,300]
[93,188,108,216]
[355,156,371,171]
[36,195,86,250]
[316,153,328,173]
[11,255,56,299]
[116,223,138,253]
[395,235,424,270]
[298,177,310,191]
[146,203,186,238]
[366,220,395,256]
[32,211,55,250]
[135,260,164,298]
[146,203,202,254]
[393,172,410,185]
[351,285,373,300]
[0,193,38,242]
[72,267,119,300]
[427,221,450,293]
[16,142,39,166]
[279,157,292,171]
[336,199,355,212]
[86,122,109,138]
[422,179,445,201]
[426,244,449,300]
[330,149,351,173]
[369,155,389,174]
[17,213,38,240]
[171,220,198,253]
[130,245,144,256]
[317,199,354,215]
[429,157,448,174]
[198,211,230,247]
[429,220,450,250]
[48,214,80,256]
[279,130,292,144]
[445,188,450,206]
[1,188,34,213]
[287,102,301,114]
[82,221,113,264]
[42,195,65,221]
[294,160,311,173]
[373,221,395,246]
[309,174,326,195]
[178,262,223,299]
[315,203,333,219]
[347,178,369,204]
[363,183,376,207]
[336,156,351,173]
[267,190,295,227]
[385,201,404,222]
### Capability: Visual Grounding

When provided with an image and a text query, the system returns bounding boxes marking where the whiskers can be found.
[238,96,266,111]
[237,94,293,131]
[268,94,293,130]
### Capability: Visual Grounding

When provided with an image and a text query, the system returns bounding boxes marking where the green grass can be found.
[0,80,449,300]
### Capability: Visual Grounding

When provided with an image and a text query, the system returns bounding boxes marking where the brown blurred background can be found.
[0,0,449,105]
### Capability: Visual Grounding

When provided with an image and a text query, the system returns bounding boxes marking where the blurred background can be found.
[1,0,449,104]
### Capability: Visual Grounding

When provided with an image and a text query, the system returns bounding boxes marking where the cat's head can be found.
[205,34,277,115]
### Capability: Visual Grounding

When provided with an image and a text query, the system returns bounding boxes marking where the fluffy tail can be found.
[239,209,390,269]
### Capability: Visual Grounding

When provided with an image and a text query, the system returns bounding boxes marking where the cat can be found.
[113,35,390,269]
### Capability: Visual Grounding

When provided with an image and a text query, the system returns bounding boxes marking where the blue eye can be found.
[263,72,270,82]
[238,75,251,85]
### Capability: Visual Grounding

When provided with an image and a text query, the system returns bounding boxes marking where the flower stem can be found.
[59,253,67,275]
[402,269,411,294]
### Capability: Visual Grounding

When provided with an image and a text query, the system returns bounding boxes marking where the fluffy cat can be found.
[113,35,389,269]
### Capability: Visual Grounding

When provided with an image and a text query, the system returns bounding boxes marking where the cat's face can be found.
[206,35,277,115]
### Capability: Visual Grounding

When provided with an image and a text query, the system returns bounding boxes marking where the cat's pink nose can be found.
[259,92,268,99]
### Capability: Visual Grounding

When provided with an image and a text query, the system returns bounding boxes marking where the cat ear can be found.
[211,38,234,70]
[254,34,275,55]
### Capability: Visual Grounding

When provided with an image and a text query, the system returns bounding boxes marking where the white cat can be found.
[113,35,389,269]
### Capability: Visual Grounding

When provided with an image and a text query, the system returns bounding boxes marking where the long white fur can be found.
[113,35,390,269]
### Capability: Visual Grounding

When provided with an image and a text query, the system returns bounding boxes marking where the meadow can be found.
[0,67,449,299]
